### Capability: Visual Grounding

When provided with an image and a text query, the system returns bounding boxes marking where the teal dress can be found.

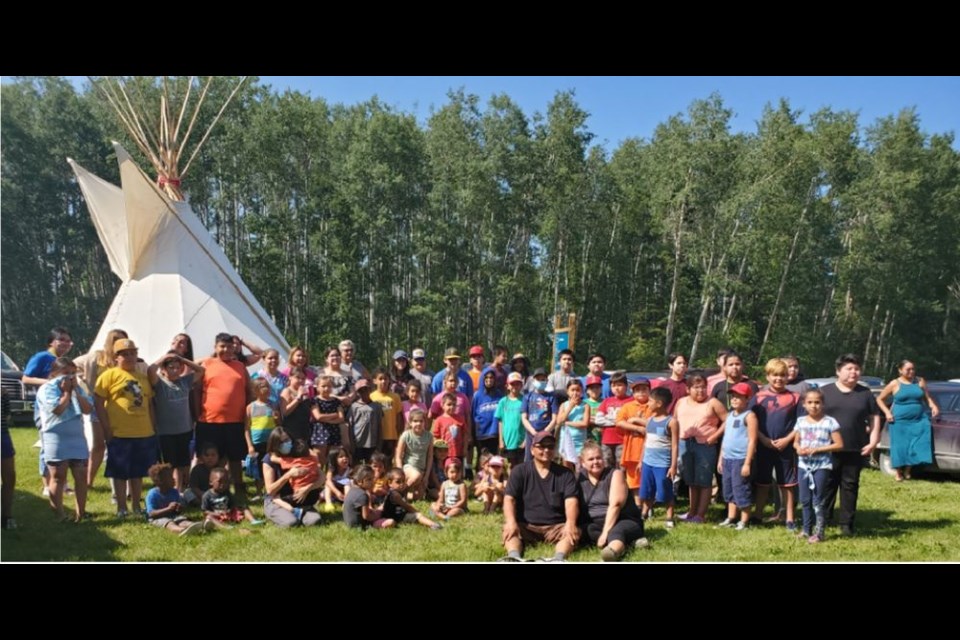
[890,381,933,468]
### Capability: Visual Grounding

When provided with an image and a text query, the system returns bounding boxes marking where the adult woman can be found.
[320,346,356,445]
[339,339,368,382]
[510,353,535,393]
[281,345,317,393]
[578,441,646,561]
[261,427,322,527]
[390,350,414,395]
[75,328,144,488]
[170,333,195,364]
[252,348,289,412]
[37,357,93,521]
[675,374,727,523]
[877,360,939,481]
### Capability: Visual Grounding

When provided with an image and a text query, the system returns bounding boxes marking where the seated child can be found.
[183,442,220,507]
[201,467,264,528]
[431,457,467,520]
[146,463,208,536]
[342,464,378,529]
[379,468,442,530]
[324,446,353,511]
[473,452,506,514]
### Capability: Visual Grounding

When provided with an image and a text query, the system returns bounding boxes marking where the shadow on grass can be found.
[853,508,955,538]
[0,489,123,561]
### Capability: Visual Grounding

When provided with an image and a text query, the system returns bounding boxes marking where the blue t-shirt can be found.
[431,369,475,400]
[642,415,673,468]
[472,388,504,440]
[24,350,56,378]
[522,390,559,432]
[721,409,752,460]
[146,486,182,518]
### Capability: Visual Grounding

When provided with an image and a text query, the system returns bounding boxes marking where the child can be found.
[312,375,346,464]
[752,358,800,530]
[342,464,378,529]
[201,467,263,528]
[716,383,758,531]
[556,379,591,471]
[148,351,204,494]
[472,370,505,457]
[370,368,402,458]
[793,389,843,543]
[370,451,390,504]
[616,377,653,506]
[521,369,559,461]
[473,453,506,514]
[431,457,467,520]
[584,376,604,443]
[394,409,433,500]
[345,379,382,464]
[594,372,633,470]
[401,380,429,429]
[145,463,207,536]
[495,373,526,468]
[245,378,279,496]
[428,372,472,438]
[280,367,321,448]
[183,442,219,507]
[380,467,443,530]
[324,446,353,511]
[638,387,679,527]
[432,393,468,463]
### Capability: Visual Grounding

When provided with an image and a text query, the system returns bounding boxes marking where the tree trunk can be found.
[663,201,686,360]
[863,298,881,365]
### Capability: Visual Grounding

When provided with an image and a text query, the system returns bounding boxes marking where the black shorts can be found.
[195,422,246,462]
[159,431,193,468]
[755,447,799,487]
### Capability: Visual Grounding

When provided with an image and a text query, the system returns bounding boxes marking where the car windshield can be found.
[1,351,18,371]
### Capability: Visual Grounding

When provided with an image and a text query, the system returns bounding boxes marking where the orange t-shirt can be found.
[618,400,652,466]
[200,358,249,423]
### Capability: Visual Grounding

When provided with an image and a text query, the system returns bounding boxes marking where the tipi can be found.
[69,76,288,364]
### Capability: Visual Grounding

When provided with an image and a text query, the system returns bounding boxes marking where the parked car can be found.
[1,350,37,425]
[804,376,885,395]
[877,381,960,477]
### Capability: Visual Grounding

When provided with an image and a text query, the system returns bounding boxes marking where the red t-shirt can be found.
[432,414,467,461]
[597,395,632,445]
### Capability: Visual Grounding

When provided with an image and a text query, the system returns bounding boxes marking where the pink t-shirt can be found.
[674,396,721,443]
[402,400,428,426]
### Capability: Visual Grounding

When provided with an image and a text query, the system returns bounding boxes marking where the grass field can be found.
[3,425,959,562]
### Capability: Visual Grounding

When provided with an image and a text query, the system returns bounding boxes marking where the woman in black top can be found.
[578,441,646,561]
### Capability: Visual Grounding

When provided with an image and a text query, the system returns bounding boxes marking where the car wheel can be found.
[878,451,896,476]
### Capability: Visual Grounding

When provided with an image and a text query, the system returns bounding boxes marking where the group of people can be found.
[1,328,940,562]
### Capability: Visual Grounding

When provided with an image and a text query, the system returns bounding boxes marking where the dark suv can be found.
[1,350,37,424]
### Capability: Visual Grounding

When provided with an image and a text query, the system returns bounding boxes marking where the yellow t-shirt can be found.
[94,367,155,438]
[370,390,402,440]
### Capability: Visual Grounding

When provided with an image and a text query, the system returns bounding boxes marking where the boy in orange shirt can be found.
[617,377,653,506]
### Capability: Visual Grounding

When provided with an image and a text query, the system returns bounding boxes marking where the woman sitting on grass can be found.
[261,427,322,528]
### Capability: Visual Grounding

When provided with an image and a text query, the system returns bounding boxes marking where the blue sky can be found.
[6,76,959,150]
[254,76,959,150]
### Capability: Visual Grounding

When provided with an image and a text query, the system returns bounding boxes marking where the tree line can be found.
[2,76,958,379]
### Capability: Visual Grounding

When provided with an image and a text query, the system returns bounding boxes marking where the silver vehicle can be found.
[1,350,37,424]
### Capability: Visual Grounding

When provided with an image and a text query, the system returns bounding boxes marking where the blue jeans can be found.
[799,467,831,536]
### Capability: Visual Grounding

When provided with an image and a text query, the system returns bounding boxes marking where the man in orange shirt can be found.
[196,333,252,496]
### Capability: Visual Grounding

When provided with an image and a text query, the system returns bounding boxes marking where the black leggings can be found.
[585,516,644,546]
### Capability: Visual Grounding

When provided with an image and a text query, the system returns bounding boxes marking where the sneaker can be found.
[677,511,692,521]
[839,525,854,537]
[785,521,797,532]
[497,555,522,562]
[248,519,265,526]
[430,523,443,531]
[202,519,217,532]
[116,509,128,519]
[735,521,749,531]
[179,522,204,537]
[797,531,811,541]
[634,537,650,549]
[717,518,737,528]
[686,515,705,524]
[664,519,675,529]
[808,534,823,544]
[536,556,565,563]
[600,545,624,562]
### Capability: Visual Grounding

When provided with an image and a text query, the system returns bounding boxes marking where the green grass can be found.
[3,425,959,562]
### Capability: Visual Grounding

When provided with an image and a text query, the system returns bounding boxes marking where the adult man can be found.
[431,347,474,400]
[579,353,611,399]
[197,333,252,497]
[820,353,881,536]
[339,339,369,382]
[24,327,74,379]
[500,431,581,562]
[409,348,434,406]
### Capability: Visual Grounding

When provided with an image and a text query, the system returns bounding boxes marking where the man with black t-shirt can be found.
[499,431,581,562]
[820,353,881,536]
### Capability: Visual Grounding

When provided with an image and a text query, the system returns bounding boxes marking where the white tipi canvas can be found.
[69,143,290,366]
